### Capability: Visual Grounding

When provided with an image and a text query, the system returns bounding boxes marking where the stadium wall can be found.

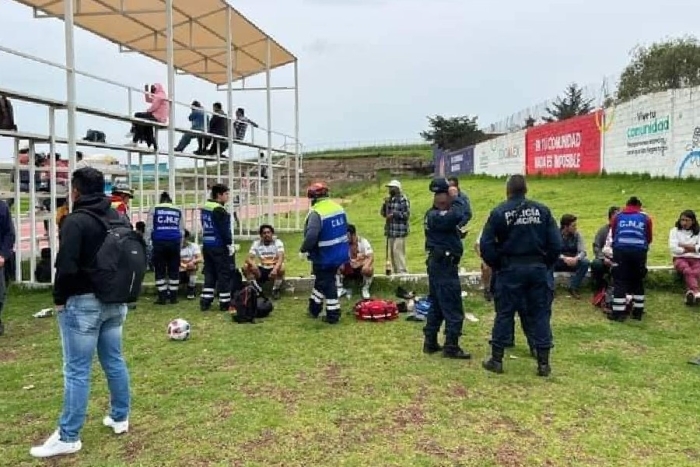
[434,86,700,179]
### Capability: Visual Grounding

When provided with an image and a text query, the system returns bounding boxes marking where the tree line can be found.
[422,36,700,151]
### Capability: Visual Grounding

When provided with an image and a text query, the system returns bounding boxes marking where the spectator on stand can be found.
[199,103,228,157]
[126,83,169,151]
[233,107,258,141]
[174,100,206,153]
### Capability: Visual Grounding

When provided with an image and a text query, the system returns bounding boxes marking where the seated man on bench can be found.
[337,224,374,300]
[179,230,202,299]
[243,224,285,300]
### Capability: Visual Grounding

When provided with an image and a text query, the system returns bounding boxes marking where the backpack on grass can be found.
[76,209,147,304]
[353,299,399,322]
[231,283,274,324]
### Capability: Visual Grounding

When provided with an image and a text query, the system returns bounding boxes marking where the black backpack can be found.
[0,96,17,131]
[231,284,274,324]
[83,129,106,143]
[76,209,147,304]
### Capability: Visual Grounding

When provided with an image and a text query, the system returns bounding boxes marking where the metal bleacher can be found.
[0,0,303,286]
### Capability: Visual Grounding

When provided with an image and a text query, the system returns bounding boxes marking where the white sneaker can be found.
[337,287,347,298]
[103,415,129,434]
[361,287,370,300]
[29,430,82,458]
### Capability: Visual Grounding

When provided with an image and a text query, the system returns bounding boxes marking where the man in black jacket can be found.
[205,102,229,157]
[31,167,131,459]
[0,198,16,336]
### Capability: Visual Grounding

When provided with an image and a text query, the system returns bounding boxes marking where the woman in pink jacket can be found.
[127,83,169,150]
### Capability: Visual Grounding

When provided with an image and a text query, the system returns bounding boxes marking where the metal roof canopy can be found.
[16,0,297,85]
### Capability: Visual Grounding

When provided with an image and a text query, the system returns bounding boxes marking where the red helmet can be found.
[306,182,329,199]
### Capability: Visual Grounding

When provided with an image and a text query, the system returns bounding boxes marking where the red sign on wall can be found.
[525,111,602,175]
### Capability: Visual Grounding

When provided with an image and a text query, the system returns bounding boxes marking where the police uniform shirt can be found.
[480,197,561,269]
[249,238,285,269]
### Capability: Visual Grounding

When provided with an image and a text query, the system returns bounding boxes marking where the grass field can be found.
[2,284,700,466]
[2,174,700,465]
[303,143,432,159]
[233,174,698,277]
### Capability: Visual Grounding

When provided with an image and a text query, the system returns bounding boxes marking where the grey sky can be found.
[1,0,699,160]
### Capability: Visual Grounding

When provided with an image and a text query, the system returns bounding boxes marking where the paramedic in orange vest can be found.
[110,184,133,222]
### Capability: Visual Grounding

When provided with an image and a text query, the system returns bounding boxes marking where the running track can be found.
[15,197,309,254]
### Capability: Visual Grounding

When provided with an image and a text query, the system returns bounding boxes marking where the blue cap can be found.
[429,177,450,194]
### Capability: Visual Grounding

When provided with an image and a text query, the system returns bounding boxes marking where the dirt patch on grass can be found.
[0,348,19,363]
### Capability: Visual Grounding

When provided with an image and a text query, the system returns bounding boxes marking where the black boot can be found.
[482,346,504,374]
[169,291,178,305]
[422,335,442,354]
[0,319,4,337]
[442,335,471,360]
[536,348,552,377]
[186,286,196,299]
[200,299,212,312]
[155,290,168,305]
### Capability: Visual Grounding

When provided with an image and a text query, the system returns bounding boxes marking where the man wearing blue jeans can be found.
[30,167,131,459]
[553,214,590,299]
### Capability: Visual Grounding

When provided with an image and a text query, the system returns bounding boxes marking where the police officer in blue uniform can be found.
[200,183,239,311]
[423,177,471,359]
[300,182,350,324]
[147,192,185,304]
[480,175,561,376]
[609,196,653,321]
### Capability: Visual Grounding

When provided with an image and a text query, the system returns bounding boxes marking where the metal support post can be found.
[65,0,77,211]
[226,8,235,244]
[166,0,176,197]
[265,39,274,225]
[294,59,301,230]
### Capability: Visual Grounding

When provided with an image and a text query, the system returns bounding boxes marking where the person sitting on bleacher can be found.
[198,102,228,157]
[233,107,258,141]
[126,83,169,151]
[174,100,206,153]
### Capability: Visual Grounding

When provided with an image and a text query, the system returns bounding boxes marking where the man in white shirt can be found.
[243,224,285,299]
[337,224,374,299]
[179,230,202,299]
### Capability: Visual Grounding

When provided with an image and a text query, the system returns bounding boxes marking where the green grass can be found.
[236,174,698,277]
[2,286,700,466]
[303,143,432,159]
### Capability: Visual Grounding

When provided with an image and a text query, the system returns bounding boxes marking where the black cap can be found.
[429,177,450,194]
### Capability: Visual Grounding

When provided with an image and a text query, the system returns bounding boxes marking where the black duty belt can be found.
[428,249,460,265]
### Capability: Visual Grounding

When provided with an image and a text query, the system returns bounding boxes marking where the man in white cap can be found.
[380,179,410,274]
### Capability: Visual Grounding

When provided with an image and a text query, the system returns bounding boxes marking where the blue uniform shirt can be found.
[150,203,183,242]
[454,191,473,228]
[424,198,466,258]
[201,200,232,248]
[479,195,562,270]
[612,210,650,251]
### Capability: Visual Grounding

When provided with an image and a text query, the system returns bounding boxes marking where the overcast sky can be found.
[1,0,699,160]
